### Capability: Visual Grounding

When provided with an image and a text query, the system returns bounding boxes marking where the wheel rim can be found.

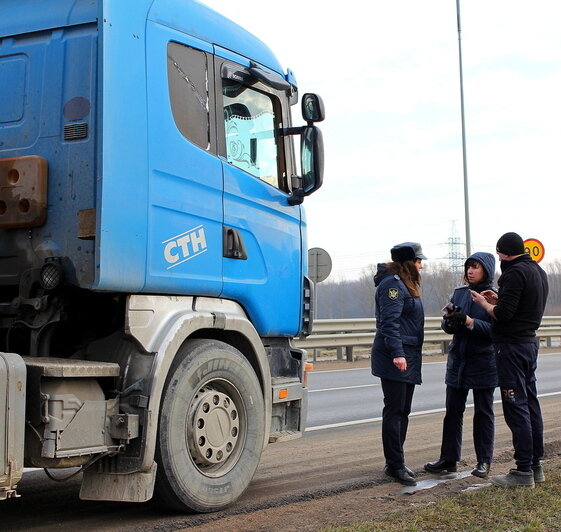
[186,379,246,477]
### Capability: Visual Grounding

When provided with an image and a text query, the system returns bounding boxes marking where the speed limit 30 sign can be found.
[524,238,545,263]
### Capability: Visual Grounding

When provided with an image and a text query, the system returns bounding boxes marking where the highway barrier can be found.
[294,316,561,362]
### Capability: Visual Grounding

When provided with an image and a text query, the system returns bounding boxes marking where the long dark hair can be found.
[386,260,421,298]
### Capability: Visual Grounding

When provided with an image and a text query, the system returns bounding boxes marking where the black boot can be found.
[384,465,417,486]
[471,462,490,478]
[424,459,457,473]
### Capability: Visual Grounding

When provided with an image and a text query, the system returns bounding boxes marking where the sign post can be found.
[308,247,332,283]
[523,238,545,263]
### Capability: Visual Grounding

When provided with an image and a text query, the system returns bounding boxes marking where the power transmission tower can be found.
[446,220,466,273]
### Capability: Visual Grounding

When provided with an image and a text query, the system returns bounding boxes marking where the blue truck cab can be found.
[0,0,324,511]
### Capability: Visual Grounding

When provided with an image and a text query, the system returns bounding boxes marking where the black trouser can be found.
[496,342,543,471]
[440,385,495,463]
[380,379,415,469]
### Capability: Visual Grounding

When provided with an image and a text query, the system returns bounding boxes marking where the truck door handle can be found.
[223,226,248,260]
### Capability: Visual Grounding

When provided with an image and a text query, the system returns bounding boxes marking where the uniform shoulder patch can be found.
[388,287,399,300]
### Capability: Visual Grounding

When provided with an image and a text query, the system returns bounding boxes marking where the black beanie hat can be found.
[496,232,525,256]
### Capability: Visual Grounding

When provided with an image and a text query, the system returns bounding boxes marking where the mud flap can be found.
[80,461,157,503]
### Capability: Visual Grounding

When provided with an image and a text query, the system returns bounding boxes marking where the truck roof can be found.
[0,0,286,76]
[150,0,285,75]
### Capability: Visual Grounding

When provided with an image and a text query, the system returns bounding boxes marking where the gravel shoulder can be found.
[184,441,561,532]
[183,352,561,532]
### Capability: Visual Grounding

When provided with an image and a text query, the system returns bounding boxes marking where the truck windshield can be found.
[223,81,283,189]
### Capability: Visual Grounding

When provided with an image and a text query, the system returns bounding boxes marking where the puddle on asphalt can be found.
[396,470,473,495]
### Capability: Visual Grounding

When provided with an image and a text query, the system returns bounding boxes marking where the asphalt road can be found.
[307,352,561,429]
[2,353,561,531]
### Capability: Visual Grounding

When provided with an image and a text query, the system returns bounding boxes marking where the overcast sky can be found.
[202,0,561,278]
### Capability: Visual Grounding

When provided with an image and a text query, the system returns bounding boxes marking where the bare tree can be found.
[421,262,464,316]
[544,260,561,314]
[355,264,377,317]
[315,260,561,319]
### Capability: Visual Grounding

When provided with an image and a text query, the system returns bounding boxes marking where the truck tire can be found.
[155,339,265,512]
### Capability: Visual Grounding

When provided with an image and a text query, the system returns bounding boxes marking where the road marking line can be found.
[311,367,369,374]
[306,390,561,432]
[310,383,379,393]
[310,352,561,375]
[311,359,448,374]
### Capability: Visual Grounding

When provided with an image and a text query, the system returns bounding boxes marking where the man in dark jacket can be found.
[471,232,548,488]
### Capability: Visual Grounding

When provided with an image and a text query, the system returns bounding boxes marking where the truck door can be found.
[145,24,223,296]
[215,52,303,336]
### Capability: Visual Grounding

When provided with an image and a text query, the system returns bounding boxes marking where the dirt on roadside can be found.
[182,353,561,532]
[184,440,561,532]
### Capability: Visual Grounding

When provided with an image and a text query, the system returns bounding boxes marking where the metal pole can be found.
[456,0,471,256]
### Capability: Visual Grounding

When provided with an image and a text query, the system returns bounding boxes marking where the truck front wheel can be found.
[155,339,265,512]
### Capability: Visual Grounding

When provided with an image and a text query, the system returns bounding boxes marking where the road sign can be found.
[308,247,332,283]
[524,238,545,263]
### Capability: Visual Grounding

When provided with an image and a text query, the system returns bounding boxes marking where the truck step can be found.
[22,357,120,378]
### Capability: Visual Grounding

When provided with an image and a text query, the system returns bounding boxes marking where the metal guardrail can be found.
[294,316,561,361]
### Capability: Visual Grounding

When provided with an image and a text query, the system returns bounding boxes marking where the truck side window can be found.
[223,81,284,189]
[167,42,210,151]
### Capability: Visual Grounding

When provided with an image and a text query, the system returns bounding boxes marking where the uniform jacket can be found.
[442,251,497,389]
[492,254,549,343]
[371,264,424,384]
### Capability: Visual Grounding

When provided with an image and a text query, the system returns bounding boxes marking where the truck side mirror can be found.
[302,93,325,123]
[301,126,323,193]
[289,125,324,205]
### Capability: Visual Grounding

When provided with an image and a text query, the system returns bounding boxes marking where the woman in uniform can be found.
[424,252,497,478]
[371,242,426,486]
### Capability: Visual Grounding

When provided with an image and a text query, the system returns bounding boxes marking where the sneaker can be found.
[532,464,545,483]
[490,469,535,488]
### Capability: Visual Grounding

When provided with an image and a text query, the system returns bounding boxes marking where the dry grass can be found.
[323,462,561,532]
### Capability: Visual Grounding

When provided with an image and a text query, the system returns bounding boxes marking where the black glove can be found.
[444,318,459,332]
[447,312,467,328]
